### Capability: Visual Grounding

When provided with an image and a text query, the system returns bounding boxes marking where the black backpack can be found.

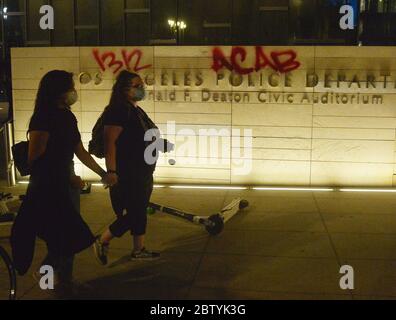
[88,112,105,158]
[88,106,132,158]
[12,140,30,176]
[88,106,170,159]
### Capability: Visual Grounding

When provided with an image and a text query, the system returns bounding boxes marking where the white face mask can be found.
[65,90,78,106]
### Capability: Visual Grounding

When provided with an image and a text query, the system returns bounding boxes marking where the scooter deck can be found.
[219,198,245,223]
[148,202,201,224]
[148,198,248,227]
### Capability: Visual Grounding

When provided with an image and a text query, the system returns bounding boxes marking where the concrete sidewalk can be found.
[1,183,396,300]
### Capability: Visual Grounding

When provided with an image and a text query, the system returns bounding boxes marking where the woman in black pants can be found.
[94,70,171,264]
[11,70,110,294]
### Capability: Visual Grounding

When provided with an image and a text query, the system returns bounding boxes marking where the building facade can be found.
[11,45,396,186]
[2,0,396,186]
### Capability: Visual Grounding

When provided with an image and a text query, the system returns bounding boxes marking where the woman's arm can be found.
[28,131,49,166]
[74,141,106,177]
[104,125,123,172]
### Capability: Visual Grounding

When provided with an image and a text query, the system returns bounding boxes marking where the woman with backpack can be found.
[93,70,173,265]
[11,70,112,296]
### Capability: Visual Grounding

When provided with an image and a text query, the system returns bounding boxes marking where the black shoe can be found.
[131,248,160,260]
[93,236,109,266]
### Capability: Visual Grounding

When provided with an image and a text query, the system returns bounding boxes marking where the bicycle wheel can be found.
[0,246,17,300]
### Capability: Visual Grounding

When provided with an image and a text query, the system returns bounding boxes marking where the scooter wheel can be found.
[206,214,224,236]
[239,199,249,210]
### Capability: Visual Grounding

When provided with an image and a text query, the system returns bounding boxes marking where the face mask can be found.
[132,87,146,101]
[65,90,78,106]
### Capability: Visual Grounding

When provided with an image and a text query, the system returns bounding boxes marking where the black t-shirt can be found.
[103,103,156,177]
[28,107,81,177]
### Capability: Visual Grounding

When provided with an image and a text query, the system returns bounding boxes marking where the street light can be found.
[178,21,187,30]
[168,19,176,28]
[168,18,187,43]
[168,18,187,32]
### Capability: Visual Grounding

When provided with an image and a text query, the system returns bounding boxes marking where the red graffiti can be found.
[93,50,123,73]
[121,49,152,72]
[231,47,254,75]
[212,46,301,74]
[270,50,301,73]
[93,48,152,74]
[212,47,235,74]
[255,46,277,71]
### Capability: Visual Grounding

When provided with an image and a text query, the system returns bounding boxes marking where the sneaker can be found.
[93,236,109,266]
[131,248,160,260]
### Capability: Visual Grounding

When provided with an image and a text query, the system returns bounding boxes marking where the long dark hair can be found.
[33,70,74,114]
[108,70,140,108]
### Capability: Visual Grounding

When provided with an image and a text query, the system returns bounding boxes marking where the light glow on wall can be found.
[17,181,396,193]
[339,188,396,193]
[252,187,334,192]
[169,185,248,190]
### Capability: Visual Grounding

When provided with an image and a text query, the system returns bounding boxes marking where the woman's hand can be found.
[70,175,85,189]
[165,140,175,152]
[74,141,107,178]
[102,172,118,188]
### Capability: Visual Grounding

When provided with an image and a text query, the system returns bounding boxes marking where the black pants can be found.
[109,174,154,237]
[41,252,74,283]
[40,183,80,283]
